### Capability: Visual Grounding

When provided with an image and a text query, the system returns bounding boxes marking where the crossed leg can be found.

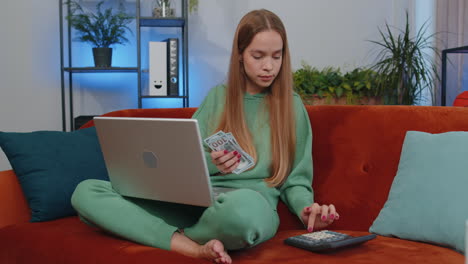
[182,189,280,263]
[72,180,277,264]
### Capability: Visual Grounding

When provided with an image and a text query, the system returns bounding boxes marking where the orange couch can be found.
[0,105,466,263]
[453,91,468,107]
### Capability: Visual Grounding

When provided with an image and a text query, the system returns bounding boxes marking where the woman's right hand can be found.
[210,150,241,175]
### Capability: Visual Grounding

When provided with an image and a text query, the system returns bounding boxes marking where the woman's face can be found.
[241,30,283,94]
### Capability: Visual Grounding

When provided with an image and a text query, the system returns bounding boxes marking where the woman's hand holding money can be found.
[204,131,255,174]
[211,150,241,175]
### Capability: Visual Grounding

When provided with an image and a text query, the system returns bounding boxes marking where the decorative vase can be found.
[152,0,174,17]
[92,47,112,67]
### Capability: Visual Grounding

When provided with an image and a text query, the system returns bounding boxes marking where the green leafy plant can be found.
[342,67,380,99]
[65,0,133,48]
[293,64,340,98]
[293,62,381,105]
[369,12,440,105]
[189,0,198,13]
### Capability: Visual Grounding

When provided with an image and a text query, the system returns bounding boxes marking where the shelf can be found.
[139,17,185,27]
[141,95,188,98]
[60,0,190,131]
[63,67,139,73]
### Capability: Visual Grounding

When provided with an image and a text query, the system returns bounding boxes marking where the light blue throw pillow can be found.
[370,131,468,253]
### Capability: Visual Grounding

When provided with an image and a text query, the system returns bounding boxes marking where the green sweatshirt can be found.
[192,85,314,220]
[71,84,315,251]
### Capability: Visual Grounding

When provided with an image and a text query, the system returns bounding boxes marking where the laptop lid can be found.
[93,116,214,207]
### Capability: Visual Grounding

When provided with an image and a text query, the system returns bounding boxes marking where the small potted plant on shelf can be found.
[65,0,133,68]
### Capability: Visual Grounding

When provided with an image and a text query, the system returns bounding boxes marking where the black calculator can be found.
[284,230,376,252]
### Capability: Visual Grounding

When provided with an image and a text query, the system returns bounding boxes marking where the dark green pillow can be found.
[0,127,109,222]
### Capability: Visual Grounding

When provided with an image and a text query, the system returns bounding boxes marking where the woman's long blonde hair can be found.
[215,9,296,187]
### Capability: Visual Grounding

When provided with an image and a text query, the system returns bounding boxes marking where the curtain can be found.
[436,0,468,106]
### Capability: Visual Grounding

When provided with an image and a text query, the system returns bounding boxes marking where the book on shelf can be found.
[166,38,179,96]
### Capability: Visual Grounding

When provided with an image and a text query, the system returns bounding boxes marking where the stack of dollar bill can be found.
[204,131,255,174]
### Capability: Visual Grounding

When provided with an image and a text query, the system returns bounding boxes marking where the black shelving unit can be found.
[59,0,189,131]
[136,0,189,109]
[64,67,139,73]
[441,46,468,106]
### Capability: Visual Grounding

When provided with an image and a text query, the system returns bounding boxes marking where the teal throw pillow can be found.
[370,131,468,253]
[0,127,109,222]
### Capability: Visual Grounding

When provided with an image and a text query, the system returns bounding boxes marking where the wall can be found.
[415,0,437,105]
[0,0,61,170]
[188,0,415,106]
[0,0,421,171]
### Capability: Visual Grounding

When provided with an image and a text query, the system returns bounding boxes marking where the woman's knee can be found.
[213,189,279,248]
[71,179,112,210]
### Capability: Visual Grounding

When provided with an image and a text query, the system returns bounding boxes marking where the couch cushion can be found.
[370,131,468,253]
[0,127,109,222]
[0,217,205,264]
[0,217,462,264]
[233,230,464,263]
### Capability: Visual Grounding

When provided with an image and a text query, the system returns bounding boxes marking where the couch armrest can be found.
[0,170,30,228]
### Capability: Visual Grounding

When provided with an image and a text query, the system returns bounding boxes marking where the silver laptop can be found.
[93,116,232,207]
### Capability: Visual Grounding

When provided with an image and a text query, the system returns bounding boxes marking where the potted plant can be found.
[189,0,199,13]
[293,63,381,105]
[65,0,133,67]
[342,67,382,105]
[369,12,440,105]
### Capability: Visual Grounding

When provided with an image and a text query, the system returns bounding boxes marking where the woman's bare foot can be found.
[199,239,232,264]
[171,232,231,264]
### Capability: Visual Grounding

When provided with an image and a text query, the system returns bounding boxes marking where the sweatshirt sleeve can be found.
[279,94,314,220]
[191,85,225,175]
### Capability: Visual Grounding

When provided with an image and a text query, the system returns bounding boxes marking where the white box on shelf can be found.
[149,41,167,96]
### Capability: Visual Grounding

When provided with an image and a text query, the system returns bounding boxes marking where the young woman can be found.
[72,9,338,264]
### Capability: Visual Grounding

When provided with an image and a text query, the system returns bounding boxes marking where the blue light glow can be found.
[71,20,187,110]
[142,98,185,108]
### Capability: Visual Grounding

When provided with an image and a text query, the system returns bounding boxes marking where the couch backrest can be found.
[306,105,468,231]
[80,108,198,129]
[82,105,468,232]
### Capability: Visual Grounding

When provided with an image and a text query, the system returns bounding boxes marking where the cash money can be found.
[204,131,255,174]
